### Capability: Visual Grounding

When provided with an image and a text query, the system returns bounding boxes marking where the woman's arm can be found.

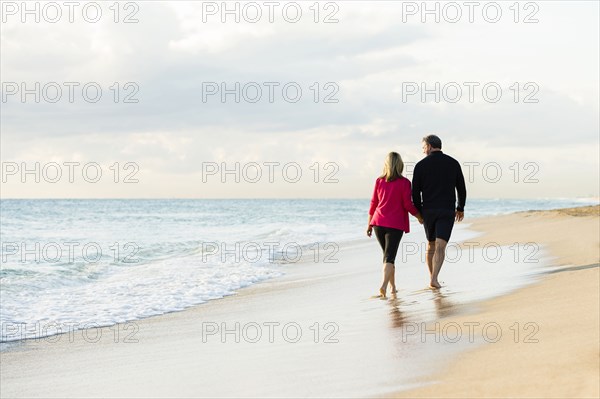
[368,179,379,216]
[367,179,379,237]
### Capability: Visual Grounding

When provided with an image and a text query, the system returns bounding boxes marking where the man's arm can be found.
[455,161,467,214]
[412,164,423,213]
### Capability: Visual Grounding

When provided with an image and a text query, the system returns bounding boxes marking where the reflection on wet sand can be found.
[432,290,457,319]
[387,296,407,328]
[386,289,459,329]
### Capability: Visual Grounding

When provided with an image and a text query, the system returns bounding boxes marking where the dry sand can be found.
[394,205,600,398]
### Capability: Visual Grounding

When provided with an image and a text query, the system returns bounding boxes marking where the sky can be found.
[1,0,598,199]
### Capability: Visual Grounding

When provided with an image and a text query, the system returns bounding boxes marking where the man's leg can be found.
[426,241,436,278]
[430,238,447,289]
[422,210,437,282]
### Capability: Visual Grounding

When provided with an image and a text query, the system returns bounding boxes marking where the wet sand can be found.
[0,239,462,398]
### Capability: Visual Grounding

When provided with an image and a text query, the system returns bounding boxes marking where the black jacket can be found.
[412,151,467,212]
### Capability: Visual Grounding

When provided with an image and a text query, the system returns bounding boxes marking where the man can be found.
[412,135,466,289]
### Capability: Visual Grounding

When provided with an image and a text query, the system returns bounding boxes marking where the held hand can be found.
[366,225,373,237]
[416,213,424,225]
[455,211,464,222]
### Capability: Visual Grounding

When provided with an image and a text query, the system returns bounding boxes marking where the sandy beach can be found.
[1,205,598,398]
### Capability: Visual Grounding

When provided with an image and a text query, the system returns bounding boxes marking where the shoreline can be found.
[1,205,598,398]
[0,199,586,352]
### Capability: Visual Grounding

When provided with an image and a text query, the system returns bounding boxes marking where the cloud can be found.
[1,1,598,198]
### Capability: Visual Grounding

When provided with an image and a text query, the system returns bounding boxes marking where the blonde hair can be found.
[379,152,404,182]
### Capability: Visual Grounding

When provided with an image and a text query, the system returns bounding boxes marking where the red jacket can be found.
[369,176,419,232]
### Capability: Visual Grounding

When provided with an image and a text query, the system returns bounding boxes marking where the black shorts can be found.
[422,209,455,242]
[373,225,404,264]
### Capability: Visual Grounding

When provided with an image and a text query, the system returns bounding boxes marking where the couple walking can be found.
[367,135,467,297]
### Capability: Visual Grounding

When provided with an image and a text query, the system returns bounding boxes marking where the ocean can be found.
[0,197,597,343]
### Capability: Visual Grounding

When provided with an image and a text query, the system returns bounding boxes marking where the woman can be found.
[367,152,422,298]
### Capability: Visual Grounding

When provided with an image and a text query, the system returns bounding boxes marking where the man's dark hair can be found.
[422,134,442,149]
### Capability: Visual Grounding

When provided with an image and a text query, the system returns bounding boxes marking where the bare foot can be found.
[379,288,387,298]
[429,281,441,289]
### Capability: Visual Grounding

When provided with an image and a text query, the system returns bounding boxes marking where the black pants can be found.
[422,208,455,242]
[373,226,404,264]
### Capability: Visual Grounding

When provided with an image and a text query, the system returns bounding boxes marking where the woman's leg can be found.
[389,265,397,294]
[375,227,404,297]
[373,227,390,297]
[386,229,404,294]
[380,263,394,297]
